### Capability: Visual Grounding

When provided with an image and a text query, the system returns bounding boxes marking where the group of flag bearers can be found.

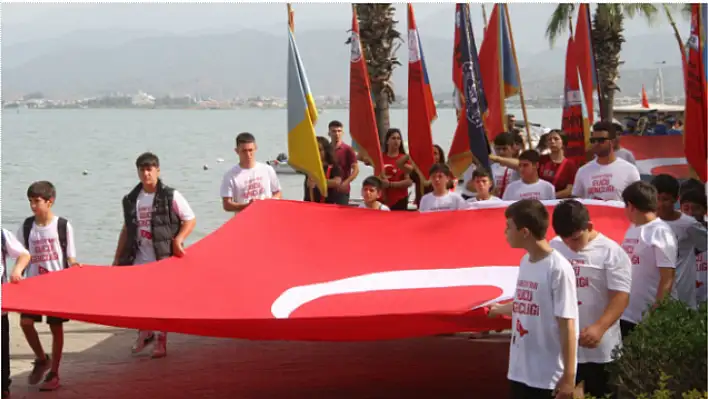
[1,3,706,399]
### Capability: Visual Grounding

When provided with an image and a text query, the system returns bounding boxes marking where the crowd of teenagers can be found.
[1,117,706,399]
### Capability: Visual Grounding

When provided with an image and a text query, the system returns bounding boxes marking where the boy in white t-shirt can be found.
[359,176,390,211]
[652,174,707,309]
[418,164,469,212]
[2,228,31,399]
[112,152,197,359]
[11,181,80,391]
[679,188,707,304]
[489,199,578,399]
[488,132,521,198]
[619,181,678,339]
[572,121,640,201]
[466,168,501,203]
[502,150,556,201]
[550,200,631,398]
[220,132,282,213]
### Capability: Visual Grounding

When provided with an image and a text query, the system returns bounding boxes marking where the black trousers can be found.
[509,380,554,399]
[2,314,10,393]
[578,362,614,398]
[389,196,410,211]
[335,193,350,206]
[620,319,636,340]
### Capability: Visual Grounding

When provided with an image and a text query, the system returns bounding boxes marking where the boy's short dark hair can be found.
[512,132,524,146]
[135,152,160,169]
[362,176,383,190]
[493,132,515,147]
[552,199,590,238]
[651,174,680,199]
[429,163,453,178]
[236,132,256,146]
[27,181,56,201]
[328,120,343,129]
[680,178,705,197]
[679,189,707,208]
[592,121,617,139]
[472,168,492,180]
[518,149,540,164]
[504,199,549,240]
[622,181,658,213]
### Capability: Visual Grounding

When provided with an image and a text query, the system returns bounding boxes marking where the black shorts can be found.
[509,380,554,399]
[20,313,68,325]
[577,362,614,398]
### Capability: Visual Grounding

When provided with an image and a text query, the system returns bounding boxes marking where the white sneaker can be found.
[152,333,167,358]
[131,331,155,354]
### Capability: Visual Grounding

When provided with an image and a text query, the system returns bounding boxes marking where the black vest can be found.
[117,180,181,266]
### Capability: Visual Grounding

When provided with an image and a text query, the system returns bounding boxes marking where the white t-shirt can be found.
[358,203,391,211]
[16,216,77,278]
[418,192,469,212]
[696,250,707,304]
[621,218,678,324]
[572,158,641,201]
[550,234,631,364]
[134,189,196,265]
[492,163,520,195]
[467,195,502,203]
[615,148,636,165]
[220,162,281,204]
[460,164,477,197]
[502,179,556,201]
[508,250,579,390]
[664,214,708,309]
[1,228,30,284]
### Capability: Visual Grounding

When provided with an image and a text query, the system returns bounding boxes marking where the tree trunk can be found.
[591,7,625,123]
[371,81,390,146]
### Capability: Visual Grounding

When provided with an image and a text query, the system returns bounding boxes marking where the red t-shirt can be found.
[538,155,577,192]
[382,153,410,207]
[334,143,357,194]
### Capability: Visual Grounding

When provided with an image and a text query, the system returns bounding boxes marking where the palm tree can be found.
[354,4,402,144]
[546,4,660,122]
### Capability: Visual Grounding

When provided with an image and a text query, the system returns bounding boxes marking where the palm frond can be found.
[545,3,575,48]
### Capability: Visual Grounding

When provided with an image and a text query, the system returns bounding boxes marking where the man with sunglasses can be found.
[571,121,640,201]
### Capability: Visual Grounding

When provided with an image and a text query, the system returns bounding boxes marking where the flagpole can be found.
[289,3,316,200]
[502,5,532,148]
[481,4,489,34]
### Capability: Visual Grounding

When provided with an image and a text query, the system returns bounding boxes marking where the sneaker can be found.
[131,331,155,354]
[151,333,167,358]
[27,355,50,385]
[38,372,60,391]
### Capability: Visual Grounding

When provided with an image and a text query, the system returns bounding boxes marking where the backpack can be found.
[23,217,69,270]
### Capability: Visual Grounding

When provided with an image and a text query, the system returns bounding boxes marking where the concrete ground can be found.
[5,314,511,398]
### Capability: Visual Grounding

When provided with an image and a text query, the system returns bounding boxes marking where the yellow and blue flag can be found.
[287,4,327,195]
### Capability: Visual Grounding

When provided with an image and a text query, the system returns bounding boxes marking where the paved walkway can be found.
[6,314,511,398]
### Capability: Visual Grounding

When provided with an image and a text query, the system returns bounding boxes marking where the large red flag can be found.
[407,4,436,181]
[574,3,598,123]
[349,5,384,175]
[561,37,591,168]
[684,4,707,182]
[2,200,629,341]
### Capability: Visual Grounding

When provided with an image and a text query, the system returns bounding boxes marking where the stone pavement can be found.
[6,314,511,398]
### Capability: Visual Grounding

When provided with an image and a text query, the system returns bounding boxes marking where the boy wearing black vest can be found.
[112,152,196,359]
[12,181,79,391]
[2,228,31,399]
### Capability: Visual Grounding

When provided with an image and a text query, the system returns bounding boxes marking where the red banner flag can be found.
[407,4,436,181]
[561,37,591,168]
[349,6,384,175]
[684,4,707,182]
[574,3,597,123]
[2,200,629,341]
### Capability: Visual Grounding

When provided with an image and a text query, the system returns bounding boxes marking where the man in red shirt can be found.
[328,120,359,205]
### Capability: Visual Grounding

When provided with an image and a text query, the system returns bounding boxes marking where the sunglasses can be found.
[589,137,610,144]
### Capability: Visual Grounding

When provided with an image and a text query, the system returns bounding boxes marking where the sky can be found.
[2,2,691,50]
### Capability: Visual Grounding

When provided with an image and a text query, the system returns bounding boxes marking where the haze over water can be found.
[1,108,561,265]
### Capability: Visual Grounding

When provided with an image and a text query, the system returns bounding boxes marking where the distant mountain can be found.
[1,28,686,100]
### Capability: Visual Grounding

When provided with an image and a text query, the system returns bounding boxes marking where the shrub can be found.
[607,299,707,398]
[584,373,708,399]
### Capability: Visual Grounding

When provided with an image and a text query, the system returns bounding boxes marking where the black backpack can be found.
[22,217,69,269]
